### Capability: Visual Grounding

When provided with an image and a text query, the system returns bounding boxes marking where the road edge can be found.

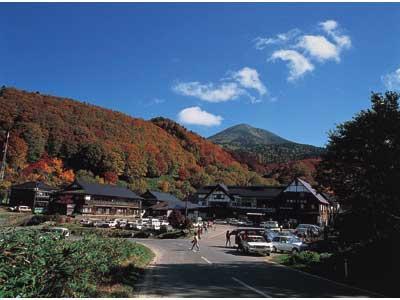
[265,256,384,297]
[134,242,160,298]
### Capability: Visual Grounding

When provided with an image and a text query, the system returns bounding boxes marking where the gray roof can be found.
[143,190,180,202]
[297,178,329,205]
[151,199,198,211]
[12,181,58,191]
[191,184,284,200]
[64,179,143,200]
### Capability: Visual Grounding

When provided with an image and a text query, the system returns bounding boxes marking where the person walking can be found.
[225,230,231,247]
[197,226,202,239]
[191,233,200,251]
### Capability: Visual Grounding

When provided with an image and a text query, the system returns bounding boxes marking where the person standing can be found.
[225,230,231,247]
[191,233,200,251]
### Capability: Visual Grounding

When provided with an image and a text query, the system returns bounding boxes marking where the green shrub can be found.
[288,251,321,266]
[0,229,153,297]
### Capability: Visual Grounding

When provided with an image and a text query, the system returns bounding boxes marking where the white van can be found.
[18,206,32,213]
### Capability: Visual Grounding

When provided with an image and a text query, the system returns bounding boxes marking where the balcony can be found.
[86,199,140,208]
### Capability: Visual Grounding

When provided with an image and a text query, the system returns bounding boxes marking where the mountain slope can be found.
[208,123,292,148]
[208,124,324,166]
[0,87,270,197]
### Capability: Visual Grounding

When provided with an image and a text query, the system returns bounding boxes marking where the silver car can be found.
[272,236,308,254]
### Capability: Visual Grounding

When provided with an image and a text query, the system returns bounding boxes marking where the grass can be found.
[0,208,33,228]
[95,243,154,297]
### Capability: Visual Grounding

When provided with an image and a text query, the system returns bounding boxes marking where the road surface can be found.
[133,225,378,298]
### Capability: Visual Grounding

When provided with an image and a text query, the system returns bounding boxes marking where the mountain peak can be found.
[208,124,292,148]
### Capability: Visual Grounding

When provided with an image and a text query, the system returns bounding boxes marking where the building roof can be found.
[150,199,198,211]
[11,181,58,191]
[63,179,143,200]
[142,190,181,202]
[191,184,284,201]
[296,178,329,205]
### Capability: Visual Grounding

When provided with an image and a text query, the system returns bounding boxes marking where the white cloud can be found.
[173,81,244,103]
[298,35,340,62]
[178,106,223,126]
[232,67,267,95]
[382,68,400,90]
[173,67,268,103]
[319,19,351,50]
[270,50,314,81]
[320,20,338,32]
[254,28,300,50]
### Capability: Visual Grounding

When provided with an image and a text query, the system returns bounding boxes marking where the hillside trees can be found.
[0,87,278,197]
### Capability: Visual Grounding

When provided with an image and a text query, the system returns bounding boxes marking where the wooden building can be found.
[188,183,283,219]
[9,181,58,213]
[142,190,198,218]
[189,178,334,226]
[276,178,330,226]
[52,179,143,217]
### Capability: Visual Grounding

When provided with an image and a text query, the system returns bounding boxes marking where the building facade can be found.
[189,178,334,226]
[142,190,198,218]
[276,178,331,226]
[189,183,283,220]
[9,182,58,213]
[52,179,143,217]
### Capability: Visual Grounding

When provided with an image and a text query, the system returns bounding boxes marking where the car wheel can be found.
[266,252,270,256]
[292,248,299,254]
[272,246,277,253]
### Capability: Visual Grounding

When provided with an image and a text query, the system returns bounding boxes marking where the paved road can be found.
[133,225,378,298]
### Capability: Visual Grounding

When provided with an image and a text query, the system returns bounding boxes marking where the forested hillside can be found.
[0,87,272,198]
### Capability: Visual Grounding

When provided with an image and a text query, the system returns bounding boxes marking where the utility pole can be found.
[0,130,10,182]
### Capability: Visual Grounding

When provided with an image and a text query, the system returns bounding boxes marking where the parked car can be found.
[236,220,247,226]
[295,224,321,236]
[264,229,278,242]
[94,220,108,228]
[240,235,272,256]
[149,218,161,230]
[161,220,169,226]
[229,219,240,225]
[230,227,266,246]
[271,236,308,254]
[8,206,18,212]
[260,221,280,231]
[17,206,31,213]
[79,219,94,227]
[214,219,227,224]
[42,227,70,238]
[244,220,254,227]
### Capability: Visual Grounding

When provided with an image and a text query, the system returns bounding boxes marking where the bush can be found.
[288,251,321,266]
[0,229,153,297]
[157,230,186,239]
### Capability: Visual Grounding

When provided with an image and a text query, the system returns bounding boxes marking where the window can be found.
[311,204,315,210]
[300,204,304,209]
[82,207,91,213]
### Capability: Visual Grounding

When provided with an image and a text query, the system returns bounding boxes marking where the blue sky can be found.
[1,3,400,147]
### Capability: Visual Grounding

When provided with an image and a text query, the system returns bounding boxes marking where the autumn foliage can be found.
[0,87,272,197]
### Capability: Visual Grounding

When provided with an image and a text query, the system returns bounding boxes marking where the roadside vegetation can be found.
[0,229,154,297]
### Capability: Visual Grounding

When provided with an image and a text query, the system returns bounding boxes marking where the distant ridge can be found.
[208,124,324,165]
[208,123,292,148]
